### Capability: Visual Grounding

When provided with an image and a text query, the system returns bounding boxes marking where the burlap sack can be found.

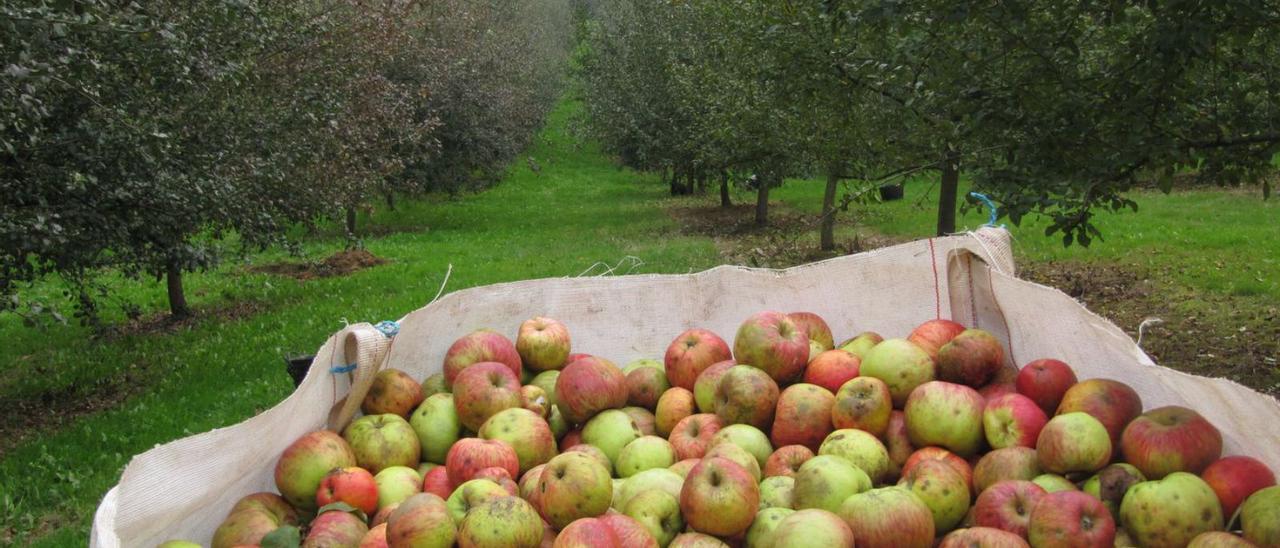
[90,227,1280,547]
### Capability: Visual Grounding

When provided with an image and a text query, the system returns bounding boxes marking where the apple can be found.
[1240,486,1280,547]
[1201,456,1276,519]
[443,437,518,487]
[973,480,1046,538]
[770,383,835,451]
[832,376,892,436]
[410,393,461,464]
[1026,490,1115,547]
[626,367,670,409]
[386,493,456,548]
[764,445,814,478]
[692,360,736,413]
[667,533,730,548]
[622,406,657,436]
[1031,474,1077,493]
[531,371,561,408]
[794,454,871,513]
[453,361,525,431]
[1037,412,1112,475]
[859,338,936,407]
[598,514,658,548]
[974,447,1042,493]
[1121,405,1223,479]
[583,408,644,467]
[421,373,448,398]
[818,428,892,484]
[745,507,795,548]
[616,436,677,477]
[732,311,810,383]
[768,508,854,546]
[363,368,426,417]
[789,311,834,351]
[904,380,986,457]
[473,467,519,496]
[538,452,614,529]
[478,407,557,475]
[444,329,522,385]
[714,365,780,429]
[623,488,684,547]
[979,380,1018,400]
[669,458,698,479]
[759,475,796,509]
[803,350,861,394]
[375,466,423,510]
[446,479,509,523]
[939,527,1030,547]
[983,393,1048,449]
[1186,532,1258,547]
[344,413,421,474]
[664,328,733,391]
[936,328,1005,387]
[422,465,453,499]
[563,443,612,472]
[305,508,369,546]
[612,468,684,510]
[907,319,967,361]
[655,387,696,437]
[1120,472,1224,548]
[680,456,759,537]
[360,523,388,548]
[552,518,619,547]
[211,493,301,548]
[274,430,358,510]
[371,503,399,528]
[1080,462,1144,523]
[901,459,971,534]
[458,496,544,548]
[557,356,629,425]
[517,317,571,372]
[418,460,438,480]
[838,486,934,548]
[1055,378,1143,446]
[1015,359,1077,415]
[559,427,582,451]
[522,385,550,417]
[882,410,914,473]
[668,413,722,460]
[709,423,773,469]
[839,331,884,359]
[317,467,379,516]
[705,441,762,481]
[902,447,974,495]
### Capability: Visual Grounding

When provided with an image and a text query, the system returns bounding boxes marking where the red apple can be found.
[936,328,1005,388]
[1027,490,1115,548]
[714,365,779,429]
[626,367,670,410]
[732,311,810,383]
[907,319,967,361]
[306,509,369,546]
[832,376,893,436]
[764,445,815,478]
[973,447,1041,493]
[680,457,759,537]
[445,438,519,486]
[940,527,1030,547]
[1015,359,1077,415]
[370,503,399,528]
[559,428,583,451]
[556,355,628,425]
[664,328,733,391]
[517,317,572,372]
[973,480,1046,538]
[979,381,1018,400]
[386,493,456,547]
[211,492,302,548]
[803,350,862,394]
[1055,378,1143,446]
[983,393,1048,449]
[599,512,659,548]
[655,387,695,437]
[1187,532,1258,547]
[622,406,657,436]
[273,430,358,510]
[859,338,936,407]
[1120,405,1223,479]
[1201,456,1277,519]
[692,360,735,413]
[422,465,452,499]
[359,523,388,548]
[317,467,379,516]
[669,414,722,460]
[452,361,524,431]
[882,410,915,474]
[789,311,834,351]
[667,533,729,548]
[443,329,522,385]
[473,467,519,496]
[770,383,835,452]
[362,368,426,417]
[903,447,974,496]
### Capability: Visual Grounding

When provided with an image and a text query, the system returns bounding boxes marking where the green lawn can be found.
[0,101,721,546]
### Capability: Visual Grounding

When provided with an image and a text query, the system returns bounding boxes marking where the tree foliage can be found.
[1,0,572,322]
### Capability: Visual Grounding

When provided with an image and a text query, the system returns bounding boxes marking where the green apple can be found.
[582,409,643,466]
[1240,485,1280,547]
[478,407,556,475]
[709,424,773,469]
[612,467,684,510]
[818,428,892,484]
[616,435,678,477]
[457,496,543,548]
[759,476,795,509]
[623,488,685,547]
[705,441,762,482]
[374,465,422,510]
[1120,472,1223,548]
[1082,463,1145,520]
[344,413,421,474]
[531,370,561,408]
[386,493,456,548]
[1032,473,1078,493]
[410,393,461,464]
[445,479,508,523]
[793,455,871,513]
[745,507,795,548]
[902,459,970,534]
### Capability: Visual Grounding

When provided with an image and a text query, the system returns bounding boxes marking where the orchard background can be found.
[1,1,1277,544]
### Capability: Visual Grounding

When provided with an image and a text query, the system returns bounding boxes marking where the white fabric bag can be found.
[91,227,1280,547]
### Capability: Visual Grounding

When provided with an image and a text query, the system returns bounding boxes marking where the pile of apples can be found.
[193,312,1280,548]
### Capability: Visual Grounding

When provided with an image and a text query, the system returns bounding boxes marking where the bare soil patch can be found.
[249,248,388,280]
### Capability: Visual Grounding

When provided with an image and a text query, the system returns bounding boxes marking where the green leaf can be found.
[260,526,301,548]
[317,501,367,522]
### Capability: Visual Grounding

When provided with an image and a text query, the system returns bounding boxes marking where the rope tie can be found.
[374,320,400,338]
[330,363,357,374]
[969,192,1005,228]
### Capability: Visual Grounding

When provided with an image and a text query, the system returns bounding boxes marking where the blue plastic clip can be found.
[969,192,1004,228]
[374,320,400,338]
[331,363,357,374]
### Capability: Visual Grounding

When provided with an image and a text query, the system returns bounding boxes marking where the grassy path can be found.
[0,102,721,545]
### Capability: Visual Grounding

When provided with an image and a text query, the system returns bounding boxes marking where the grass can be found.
[0,101,721,545]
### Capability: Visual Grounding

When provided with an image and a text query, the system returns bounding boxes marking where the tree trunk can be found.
[755,172,771,226]
[821,168,840,251]
[345,206,358,237]
[166,260,190,319]
[385,191,396,211]
[937,152,960,236]
[719,170,731,208]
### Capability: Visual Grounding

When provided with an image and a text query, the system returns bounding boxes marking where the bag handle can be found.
[325,323,393,432]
